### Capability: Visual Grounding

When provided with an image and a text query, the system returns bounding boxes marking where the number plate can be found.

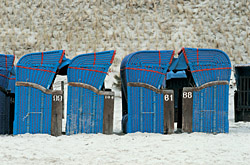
[183,92,193,99]
[53,95,63,102]
[164,94,173,102]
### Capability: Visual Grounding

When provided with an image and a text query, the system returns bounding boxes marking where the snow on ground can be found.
[1,78,250,165]
[1,115,250,165]
[0,122,250,165]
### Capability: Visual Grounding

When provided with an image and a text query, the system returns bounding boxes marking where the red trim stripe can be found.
[169,50,175,64]
[159,51,161,66]
[41,52,44,65]
[59,50,65,64]
[121,67,165,75]
[197,48,199,65]
[0,74,15,79]
[93,52,96,66]
[68,66,108,75]
[16,66,56,73]
[182,47,189,64]
[192,67,231,73]
[0,73,8,78]
[110,50,116,64]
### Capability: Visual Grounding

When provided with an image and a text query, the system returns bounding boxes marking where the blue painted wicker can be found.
[180,48,231,86]
[0,54,15,89]
[192,85,229,133]
[13,50,66,135]
[0,54,15,134]
[127,86,165,133]
[180,48,231,133]
[121,50,175,133]
[66,50,115,134]
[16,50,65,88]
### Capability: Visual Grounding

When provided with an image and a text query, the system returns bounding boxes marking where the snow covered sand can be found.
[0,118,250,164]
[1,84,250,164]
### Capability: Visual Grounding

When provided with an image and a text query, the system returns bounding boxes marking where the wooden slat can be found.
[16,82,63,95]
[68,82,114,96]
[51,93,63,136]
[103,94,114,134]
[184,81,228,92]
[182,88,193,133]
[128,82,169,94]
[163,90,174,134]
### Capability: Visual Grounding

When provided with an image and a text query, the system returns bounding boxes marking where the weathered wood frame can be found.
[68,82,114,134]
[182,81,228,133]
[16,81,63,136]
[127,82,174,134]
